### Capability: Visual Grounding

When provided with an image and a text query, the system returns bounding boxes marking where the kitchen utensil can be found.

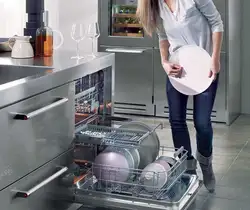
[8,36,34,58]
[0,38,11,52]
[169,45,213,95]
[87,22,100,57]
[140,158,171,193]
[93,146,140,182]
[71,23,86,59]
[120,121,160,169]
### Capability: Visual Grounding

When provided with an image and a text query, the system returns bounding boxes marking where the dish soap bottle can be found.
[36,10,53,57]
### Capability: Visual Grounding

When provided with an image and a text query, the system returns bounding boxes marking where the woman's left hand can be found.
[209,59,220,80]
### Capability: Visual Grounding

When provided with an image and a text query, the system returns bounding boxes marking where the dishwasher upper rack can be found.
[75,146,187,200]
[74,124,162,148]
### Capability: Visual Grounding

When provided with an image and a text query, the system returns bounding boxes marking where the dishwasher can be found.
[58,68,203,210]
[60,120,202,210]
[62,111,202,210]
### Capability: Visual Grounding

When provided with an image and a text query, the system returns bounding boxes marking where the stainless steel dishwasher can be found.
[62,69,202,210]
[59,71,202,210]
[60,119,202,210]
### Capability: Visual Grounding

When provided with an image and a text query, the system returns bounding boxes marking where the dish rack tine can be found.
[174,146,184,159]
[148,123,163,134]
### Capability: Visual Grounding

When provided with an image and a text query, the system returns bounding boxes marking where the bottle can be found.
[36,10,53,57]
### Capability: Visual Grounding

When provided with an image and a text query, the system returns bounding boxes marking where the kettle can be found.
[8,36,34,59]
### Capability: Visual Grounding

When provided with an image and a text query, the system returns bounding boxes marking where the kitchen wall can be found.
[241,0,250,114]
[48,0,98,53]
[0,0,26,37]
[0,0,98,54]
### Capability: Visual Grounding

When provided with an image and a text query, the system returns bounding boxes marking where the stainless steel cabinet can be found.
[154,49,226,122]
[100,46,154,115]
[153,48,167,117]
[0,150,74,210]
[0,82,75,191]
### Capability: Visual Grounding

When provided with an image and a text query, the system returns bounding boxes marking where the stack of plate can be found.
[140,156,177,192]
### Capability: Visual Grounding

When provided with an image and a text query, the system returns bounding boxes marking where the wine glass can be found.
[71,23,86,59]
[87,22,100,57]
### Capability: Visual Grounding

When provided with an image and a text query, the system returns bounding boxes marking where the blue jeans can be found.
[166,77,219,158]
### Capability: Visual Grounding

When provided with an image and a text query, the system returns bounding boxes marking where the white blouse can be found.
[157,0,224,55]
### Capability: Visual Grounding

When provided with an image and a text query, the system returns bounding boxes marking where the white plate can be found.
[169,45,213,96]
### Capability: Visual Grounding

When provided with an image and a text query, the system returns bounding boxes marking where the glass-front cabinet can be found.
[111,1,144,38]
[98,0,154,47]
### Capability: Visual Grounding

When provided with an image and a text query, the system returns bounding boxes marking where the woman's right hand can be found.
[162,61,182,78]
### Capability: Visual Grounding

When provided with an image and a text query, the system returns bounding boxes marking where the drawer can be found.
[0,82,75,190]
[0,149,74,210]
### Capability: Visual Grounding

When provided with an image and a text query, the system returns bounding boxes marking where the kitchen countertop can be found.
[0,51,115,108]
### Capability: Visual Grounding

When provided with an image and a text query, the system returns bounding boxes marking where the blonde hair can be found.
[136,0,160,36]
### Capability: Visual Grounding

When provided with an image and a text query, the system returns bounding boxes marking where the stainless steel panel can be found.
[98,0,154,47]
[213,52,227,123]
[0,149,74,210]
[100,46,154,116]
[154,49,226,122]
[0,52,115,110]
[0,82,75,191]
[153,48,168,117]
[226,0,241,125]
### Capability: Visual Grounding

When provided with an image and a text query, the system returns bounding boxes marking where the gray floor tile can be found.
[187,195,207,210]
[201,197,250,210]
[227,159,250,174]
[218,172,250,188]
[199,185,250,201]
[212,155,235,166]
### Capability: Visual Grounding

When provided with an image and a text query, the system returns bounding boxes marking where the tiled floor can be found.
[120,114,250,210]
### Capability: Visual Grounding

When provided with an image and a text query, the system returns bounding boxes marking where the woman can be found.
[137,0,223,193]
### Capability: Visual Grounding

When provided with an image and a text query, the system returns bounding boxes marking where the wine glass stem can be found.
[91,38,94,56]
[76,41,80,58]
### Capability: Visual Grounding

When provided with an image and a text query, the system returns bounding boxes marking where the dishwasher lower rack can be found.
[73,174,202,210]
[74,146,187,200]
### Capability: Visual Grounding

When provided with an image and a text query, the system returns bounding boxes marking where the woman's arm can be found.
[211,32,223,61]
[156,18,170,63]
[195,0,224,76]
[194,0,223,58]
[157,19,182,76]
[159,40,170,64]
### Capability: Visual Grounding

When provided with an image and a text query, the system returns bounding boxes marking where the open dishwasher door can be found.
[66,120,202,210]
[73,174,202,210]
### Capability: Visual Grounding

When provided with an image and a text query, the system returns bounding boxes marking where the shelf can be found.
[112,32,143,37]
[113,23,142,28]
[113,13,137,18]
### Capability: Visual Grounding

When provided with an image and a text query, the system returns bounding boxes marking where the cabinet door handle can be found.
[12,167,68,198]
[105,48,146,54]
[12,97,68,120]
